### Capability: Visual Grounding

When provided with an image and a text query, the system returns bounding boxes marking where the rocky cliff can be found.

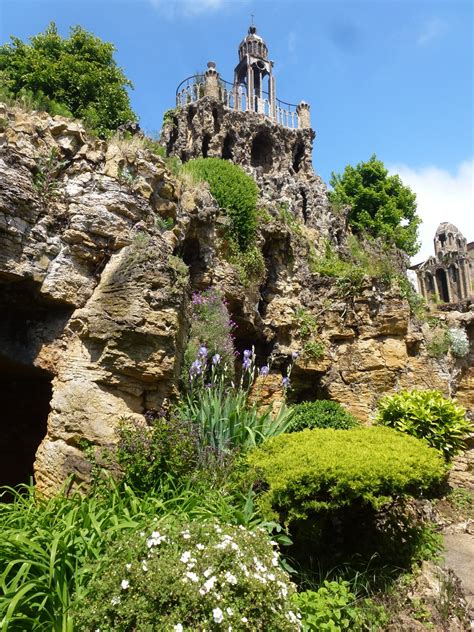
[0,103,472,495]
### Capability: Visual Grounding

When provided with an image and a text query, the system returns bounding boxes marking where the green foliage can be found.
[288,400,360,433]
[302,340,325,361]
[246,427,446,524]
[0,482,166,631]
[33,147,67,203]
[277,202,303,235]
[168,254,189,288]
[228,240,266,286]
[292,581,388,631]
[296,308,318,339]
[0,22,136,137]
[73,518,299,631]
[162,108,176,127]
[376,389,472,461]
[426,329,450,358]
[329,155,420,256]
[114,415,201,493]
[396,274,427,319]
[447,327,469,357]
[180,157,259,251]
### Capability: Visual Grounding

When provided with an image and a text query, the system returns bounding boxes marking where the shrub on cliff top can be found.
[245,427,446,525]
[0,22,136,137]
[181,157,258,251]
[376,389,471,461]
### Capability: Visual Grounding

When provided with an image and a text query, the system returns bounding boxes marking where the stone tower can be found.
[411,222,473,304]
[162,24,339,238]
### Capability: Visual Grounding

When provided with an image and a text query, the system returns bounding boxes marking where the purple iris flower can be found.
[292,351,299,359]
[282,376,291,389]
[259,365,269,376]
[189,360,202,377]
[242,358,252,370]
[212,353,221,365]
[198,345,208,358]
[243,349,252,359]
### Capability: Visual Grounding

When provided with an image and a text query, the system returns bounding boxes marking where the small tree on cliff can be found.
[329,154,420,256]
[0,22,136,137]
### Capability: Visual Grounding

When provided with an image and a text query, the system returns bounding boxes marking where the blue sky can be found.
[1,0,472,260]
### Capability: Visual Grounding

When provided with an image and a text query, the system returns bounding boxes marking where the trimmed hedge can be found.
[246,427,446,525]
[288,400,359,432]
[181,158,258,251]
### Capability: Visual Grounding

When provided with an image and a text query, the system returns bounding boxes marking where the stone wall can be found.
[0,103,472,494]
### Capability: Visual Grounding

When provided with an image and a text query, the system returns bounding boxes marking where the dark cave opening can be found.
[292,142,305,173]
[250,131,273,172]
[0,358,51,492]
[202,134,211,158]
[222,133,235,160]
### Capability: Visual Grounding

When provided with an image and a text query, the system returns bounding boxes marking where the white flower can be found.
[121,579,129,590]
[111,595,121,606]
[201,576,217,594]
[174,625,183,632]
[142,561,148,572]
[196,543,205,550]
[146,531,166,548]
[226,607,234,616]
[181,530,191,539]
[203,567,214,578]
[213,607,224,623]
[185,571,199,583]
[125,563,132,571]
[224,571,237,585]
[241,617,248,623]
[267,573,276,581]
[180,551,192,563]
[287,610,298,623]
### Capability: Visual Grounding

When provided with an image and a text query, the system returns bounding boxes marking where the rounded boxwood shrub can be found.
[376,389,471,461]
[245,427,446,525]
[180,157,258,251]
[74,519,300,631]
[288,400,359,432]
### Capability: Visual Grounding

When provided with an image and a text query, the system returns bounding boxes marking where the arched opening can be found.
[187,105,196,125]
[222,133,235,160]
[166,117,179,156]
[425,273,435,297]
[300,189,308,223]
[292,142,305,173]
[449,265,462,300]
[212,108,220,133]
[438,233,447,247]
[201,134,211,158]
[250,131,273,172]
[435,268,450,302]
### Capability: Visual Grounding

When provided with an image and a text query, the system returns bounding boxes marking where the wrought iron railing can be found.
[175,75,300,129]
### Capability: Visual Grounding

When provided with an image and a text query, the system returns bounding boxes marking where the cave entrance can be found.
[0,358,51,493]
[435,268,450,303]
[250,131,273,172]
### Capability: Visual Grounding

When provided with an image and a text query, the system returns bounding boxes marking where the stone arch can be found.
[292,142,305,173]
[222,132,235,160]
[250,130,273,172]
[201,134,211,158]
[425,272,435,295]
[435,268,450,302]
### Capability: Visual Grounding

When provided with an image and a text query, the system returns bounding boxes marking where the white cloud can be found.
[417,17,444,46]
[388,159,474,264]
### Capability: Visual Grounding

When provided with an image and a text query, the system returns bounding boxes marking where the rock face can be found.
[0,102,472,494]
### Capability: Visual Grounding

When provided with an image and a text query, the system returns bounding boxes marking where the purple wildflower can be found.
[243,349,252,359]
[259,365,270,376]
[282,376,291,389]
[191,293,204,305]
[189,360,202,378]
[212,353,221,365]
[292,351,299,359]
[242,358,252,370]
[198,346,208,358]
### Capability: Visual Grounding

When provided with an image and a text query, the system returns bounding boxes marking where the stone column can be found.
[269,74,276,120]
[204,61,220,100]
[297,101,311,129]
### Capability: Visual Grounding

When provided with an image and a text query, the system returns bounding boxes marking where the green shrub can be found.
[180,157,258,251]
[246,427,446,524]
[376,389,472,461]
[0,23,136,138]
[292,580,388,631]
[74,518,300,631]
[448,327,469,358]
[228,240,266,286]
[288,400,359,432]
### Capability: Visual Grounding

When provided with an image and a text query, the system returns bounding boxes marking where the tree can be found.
[329,154,420,256]
[0,22,136,137]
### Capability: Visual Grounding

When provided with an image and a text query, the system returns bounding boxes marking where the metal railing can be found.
[175,75,300,129]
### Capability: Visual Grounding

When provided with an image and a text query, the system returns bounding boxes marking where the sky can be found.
[0,0,472,262]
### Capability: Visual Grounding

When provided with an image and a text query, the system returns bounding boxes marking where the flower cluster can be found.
[74,519,300,631]
[448,327,469,358]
